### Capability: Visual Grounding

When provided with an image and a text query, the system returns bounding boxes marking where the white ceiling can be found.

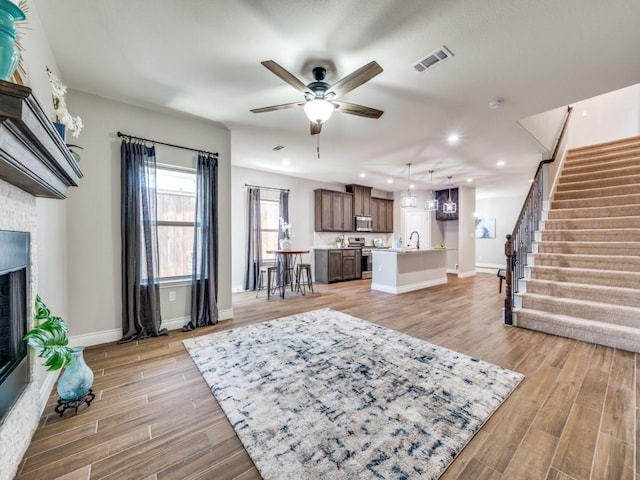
[33,0,640,196]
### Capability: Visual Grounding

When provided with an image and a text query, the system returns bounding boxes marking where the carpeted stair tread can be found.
[564,151,640,168]
[566,135,640,156]
[543,216,640,230]
[529,265,640,289]
[551,193,640,209]
[547,204,640,220]
[536,240,640,256]
[555,173,640,192]
[540,228,640,242]
[533,252,640,271]
[562,158,640,178]
[513,308,640,353]
[553,183,640,200]
[560,163,640,183]
[519,293,640,327]
[525,279,640,308]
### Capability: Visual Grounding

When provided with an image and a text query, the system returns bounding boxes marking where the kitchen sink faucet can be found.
[409,231,420,249]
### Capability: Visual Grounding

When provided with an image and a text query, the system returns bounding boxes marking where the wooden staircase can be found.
[513,135,640,352]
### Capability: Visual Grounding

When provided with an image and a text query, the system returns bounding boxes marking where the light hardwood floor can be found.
[15,274,637,480]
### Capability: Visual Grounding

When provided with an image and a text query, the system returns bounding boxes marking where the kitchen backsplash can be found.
[314,232,393,248]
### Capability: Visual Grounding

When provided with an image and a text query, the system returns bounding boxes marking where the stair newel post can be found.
[504,234,513,325]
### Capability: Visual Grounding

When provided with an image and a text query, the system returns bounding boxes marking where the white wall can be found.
[519,106,568,155]
[457,185,476,277]
[474,193,526,269]
[568,83,640,148]
[64,91,231,341]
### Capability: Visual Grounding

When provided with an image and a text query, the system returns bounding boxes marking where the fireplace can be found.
[0,230,29,421]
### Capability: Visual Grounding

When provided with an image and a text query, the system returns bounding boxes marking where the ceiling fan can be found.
[250,60,384,135]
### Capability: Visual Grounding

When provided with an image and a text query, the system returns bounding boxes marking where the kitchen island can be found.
[371,248,447,294]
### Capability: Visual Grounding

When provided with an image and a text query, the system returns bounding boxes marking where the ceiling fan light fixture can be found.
[304,99,334,124]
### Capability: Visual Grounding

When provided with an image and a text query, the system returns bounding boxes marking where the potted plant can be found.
[24,295,94,414]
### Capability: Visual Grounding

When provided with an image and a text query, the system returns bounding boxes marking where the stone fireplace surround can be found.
[0,80,82,480]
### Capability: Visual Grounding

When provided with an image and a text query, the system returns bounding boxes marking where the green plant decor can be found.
[23,295,73,370]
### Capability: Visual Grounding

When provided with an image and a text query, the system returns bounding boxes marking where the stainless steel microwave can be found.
[355,216,373,232]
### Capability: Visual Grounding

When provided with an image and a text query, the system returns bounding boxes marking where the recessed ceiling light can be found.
[359,172,366,178]
[447,134,459,143]
[466,178,473,183]
[489,99,503,109]
[529,179,534,183]
[410,184,415,189]
[496,161,505,167]
[387,179,393,184]
[281,159,290,166]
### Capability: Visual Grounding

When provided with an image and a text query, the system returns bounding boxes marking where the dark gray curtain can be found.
[120,140,166,342]
[183,153,219,331]
[278,190,289,241]
[243,187,262,290]
[278,190,291,282]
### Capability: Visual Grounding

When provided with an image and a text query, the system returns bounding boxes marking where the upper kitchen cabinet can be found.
[346,184,371,217]
[314,189,354,232]
[371,197,394,233]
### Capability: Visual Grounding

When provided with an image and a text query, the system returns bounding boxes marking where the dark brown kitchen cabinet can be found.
[314,248,362,283]
[371,197,394,233]
[346,184,372,217]
[314,189,353,232]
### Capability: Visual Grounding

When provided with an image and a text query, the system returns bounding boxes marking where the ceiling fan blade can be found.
[325,61,383,98]
[333,101,384,119]
[261,60,310,94]
[310,122,322,135]
[250,102,304,113]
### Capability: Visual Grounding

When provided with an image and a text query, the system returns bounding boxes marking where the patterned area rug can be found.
[183,309,523,479]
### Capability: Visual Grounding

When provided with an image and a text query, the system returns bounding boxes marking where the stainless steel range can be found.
[348,237,371,279]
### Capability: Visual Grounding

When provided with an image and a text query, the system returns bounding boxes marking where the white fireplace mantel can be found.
[0,80,82,198]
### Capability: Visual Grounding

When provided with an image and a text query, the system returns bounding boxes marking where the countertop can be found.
[372,248,447,254]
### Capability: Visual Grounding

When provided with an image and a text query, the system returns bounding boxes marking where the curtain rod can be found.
[117,131,218,157]
[244,183,290,193]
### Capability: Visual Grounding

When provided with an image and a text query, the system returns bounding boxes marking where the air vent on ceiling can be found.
[411,45,454,73]
[272,145,285,151]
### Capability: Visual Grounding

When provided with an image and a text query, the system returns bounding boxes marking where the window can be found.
[156,166,196,279]
[260,198,279,260]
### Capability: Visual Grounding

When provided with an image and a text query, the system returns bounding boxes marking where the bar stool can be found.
[295,263,314,295]
[256,265,280,300]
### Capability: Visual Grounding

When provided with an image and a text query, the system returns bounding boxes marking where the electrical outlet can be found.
[168,290,176,302]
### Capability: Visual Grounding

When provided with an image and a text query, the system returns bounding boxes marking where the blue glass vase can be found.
[0,0,25,81]
[57,346,94,400]
[53,121,66,141]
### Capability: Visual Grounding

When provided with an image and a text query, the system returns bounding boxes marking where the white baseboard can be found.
[457,270,477,278]
[475,266,504,274]
[39,370,59,408]
[371,276,448,294]
[446,268,458,274]
[68,308,234,348]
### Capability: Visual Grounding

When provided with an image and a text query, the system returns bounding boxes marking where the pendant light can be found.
[425,170,438,211]
[443,176,457,213]
[401,163,417,208]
